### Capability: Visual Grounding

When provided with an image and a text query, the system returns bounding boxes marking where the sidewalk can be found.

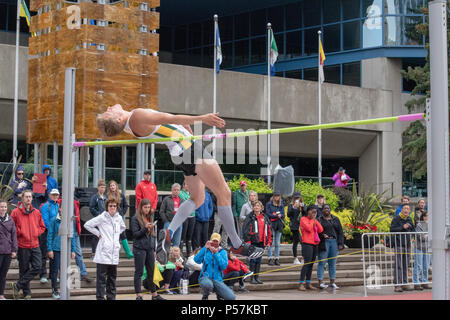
[67,286,432,301]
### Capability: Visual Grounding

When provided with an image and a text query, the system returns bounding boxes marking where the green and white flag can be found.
[269,29,278,76]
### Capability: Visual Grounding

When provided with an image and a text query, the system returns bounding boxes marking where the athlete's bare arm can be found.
[130,109,225,137]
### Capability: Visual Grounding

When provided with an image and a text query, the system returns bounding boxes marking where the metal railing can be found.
[362,232,431,296]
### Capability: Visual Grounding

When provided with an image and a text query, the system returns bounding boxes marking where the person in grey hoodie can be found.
[0,200,17,300]
[9,165,32,205]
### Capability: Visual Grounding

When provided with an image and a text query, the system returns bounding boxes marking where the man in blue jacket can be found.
[192,189,213,250]
[37,189,61,284]
[47,208,76,299]
[194,233,235,300]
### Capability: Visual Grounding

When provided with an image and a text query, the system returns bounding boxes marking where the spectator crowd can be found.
[0,165,431,300]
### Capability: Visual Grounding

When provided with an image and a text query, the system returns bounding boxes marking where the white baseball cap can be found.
[50,189,60,195]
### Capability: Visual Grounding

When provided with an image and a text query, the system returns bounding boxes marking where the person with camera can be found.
[287,192,306,265]
[194,233,235,300]
[131,198,165,300]
[265,192,285,266]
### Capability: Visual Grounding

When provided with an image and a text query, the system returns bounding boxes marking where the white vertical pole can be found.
[34,144,39,173]
[213,14,218,159]
[318,30,322,186]
[150,144,155,184]
[61,67,76,300]
[121,146,127,194]
[267,23,272,184]
[53,142,58,182]
[429,0,450,300]
[12,0,20,166]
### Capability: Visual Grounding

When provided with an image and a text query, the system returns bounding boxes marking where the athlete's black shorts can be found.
[172,141,213,176]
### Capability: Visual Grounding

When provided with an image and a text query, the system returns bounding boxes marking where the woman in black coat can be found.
[131,198,165,301]
[287,192,306,265]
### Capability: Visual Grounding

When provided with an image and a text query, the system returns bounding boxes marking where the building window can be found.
[187,48,202,67]
[324,64,341,84]
[221,16,233,42]
[384,0,403,15]
[304,27,320,55]
[159,26,172,52]
[234,40,249,67]
[323,23,341,53]
[202,46,213,68]
[250,36,266,64]
[403,16,423,45]
[188,23,202,48]
[268,6,284,31]
[342,62,361,86]
[303,0,321,27]
[342,0,361,20]
[405,0,425,14]
[343,20,361,50]
[384,16,402,46]
[0,4,7,31]
[285,31,302,58]
[402,58,426,92]
[303,67,318,82]
[362,0,383,48]
[285,2,301,30]
[235,12,249,40]
[222,42,233,68]
[323,0,341,24]
[250,9,266,36]
[174,26,187,51]
[203,20,214,46]
[285,70,302,80]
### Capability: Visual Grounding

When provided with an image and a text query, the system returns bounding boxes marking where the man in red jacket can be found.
[10,190,46,299]
[135,170,158,211]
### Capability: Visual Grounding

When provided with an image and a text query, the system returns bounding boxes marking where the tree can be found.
[401,2,450,179]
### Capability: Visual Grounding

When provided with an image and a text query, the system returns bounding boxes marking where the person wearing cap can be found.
[232,180,249,238]
[9,165,32,205]
[135,170,158,211]
[265,191,285,266]
[194,233,235,300]
[287,192,306,265]
[315,194,326,218]
[89,179,107,255]
[332,167,351,188]
[37,188,60,284]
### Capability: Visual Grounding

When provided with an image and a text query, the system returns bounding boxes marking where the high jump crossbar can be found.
[73,113,425,148]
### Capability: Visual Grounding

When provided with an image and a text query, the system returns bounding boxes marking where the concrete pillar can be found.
[361,57,403,198]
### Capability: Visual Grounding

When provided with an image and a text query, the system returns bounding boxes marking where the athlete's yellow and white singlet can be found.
[124,109,193,157]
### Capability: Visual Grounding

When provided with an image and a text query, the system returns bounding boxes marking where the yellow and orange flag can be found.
[319,37,326,83]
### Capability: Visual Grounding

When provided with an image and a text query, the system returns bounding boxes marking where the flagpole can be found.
[267,23,272,185]
[318,30,322,186]
[13,0,20,166]
[213,14,218,159]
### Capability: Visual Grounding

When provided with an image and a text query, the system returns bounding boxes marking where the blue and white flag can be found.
[269,29,278,76]
[216,26,222,74]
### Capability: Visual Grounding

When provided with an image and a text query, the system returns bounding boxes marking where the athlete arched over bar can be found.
[96,104,265,260]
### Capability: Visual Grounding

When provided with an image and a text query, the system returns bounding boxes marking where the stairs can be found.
[2,244,388,299]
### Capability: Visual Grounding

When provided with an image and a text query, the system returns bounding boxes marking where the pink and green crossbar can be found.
[73,113,425,148]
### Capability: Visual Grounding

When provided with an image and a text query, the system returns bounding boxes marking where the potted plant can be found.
[340,183,393,248]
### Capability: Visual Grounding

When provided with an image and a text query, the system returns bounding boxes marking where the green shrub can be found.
[294,180,339,210]
[332,187,353,211]
[228,174,272,193]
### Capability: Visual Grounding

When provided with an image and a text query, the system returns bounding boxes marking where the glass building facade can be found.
[161,0,426,87]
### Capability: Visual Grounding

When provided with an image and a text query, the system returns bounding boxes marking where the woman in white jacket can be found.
[84,198,126,300]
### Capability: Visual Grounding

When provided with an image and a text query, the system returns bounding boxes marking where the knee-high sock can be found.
[217,205,242,249]
[168,199,196,235]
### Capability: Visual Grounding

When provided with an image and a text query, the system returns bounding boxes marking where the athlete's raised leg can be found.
[194,158,264,259]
